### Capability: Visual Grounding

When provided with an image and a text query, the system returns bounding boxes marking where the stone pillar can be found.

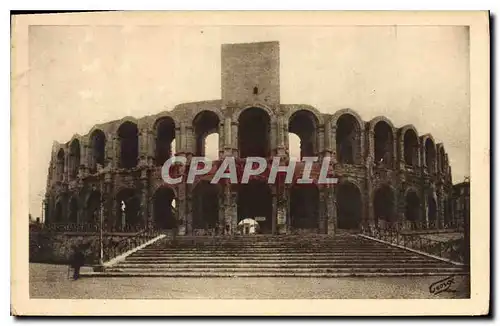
[174,126,181,155]
[222,185,237,234]
[177,183,187,234]
[140,169,149,228]
[324,121,332,157]
[317,125,325,160]
[437,186,445,229]
[318,187,327,234]
[223,117,232,158]
[423,189,429,228]
[327,186,336,235]
[271,191,277,235]
[231,122,238,157]
[103,173,113,231]
[185,184,193,235]
[392,131,397,169]
[63,148,69,182]
[276,186,288,234]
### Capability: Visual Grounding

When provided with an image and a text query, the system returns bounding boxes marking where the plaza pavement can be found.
[29,263,470,299]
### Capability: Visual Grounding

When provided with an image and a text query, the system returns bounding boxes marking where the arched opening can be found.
[54,201,63,223]
[86,191,101,224]
[115,188,141,230]
[288,110,318,159]
[56,149,65,181]
[373,185,395,224]
[427,194,437,228]
[237,181,272,233]
[403,129,419,167]
[155,117,176,166]
[373,121,393,166]
[90,129,106,173]
[288,133,301,161]
[153,187,177,230]
[68,197,78,223]
[405,190,420,223]
[336,182,362,229]
[69,139,81,178]
[336,114,360,164]
[444,197,452,227]
[193,111,220,159]
[290,185,319,230]
[118,121,139,169]
[424,138,436,173]
[438,147,446,173]
[238,107,271,158]
[192,181,220,231]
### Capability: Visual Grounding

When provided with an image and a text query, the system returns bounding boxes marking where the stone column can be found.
[176,181,187,234]
[324,121,332,157]
[231,122,238,157]
[174,126,181,155]
[318,187,327,234]
[276,186,288,234]
[103,173,113,231]
[140,169,149,228]
[223,117,232,158]
[317,125,325,160]
[327,186,336,235]
[271,190,277,235]
[222,185,237,234]
[185,184,193,235]
[437,186,445,229]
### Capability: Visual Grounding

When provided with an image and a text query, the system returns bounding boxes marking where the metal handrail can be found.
[363,225,465,264]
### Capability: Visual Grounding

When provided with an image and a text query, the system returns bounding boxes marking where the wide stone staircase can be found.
[84,234,466,277]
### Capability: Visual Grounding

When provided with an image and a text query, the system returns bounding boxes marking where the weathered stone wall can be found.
[44,100,453,235]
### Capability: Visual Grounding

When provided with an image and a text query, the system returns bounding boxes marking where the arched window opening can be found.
[153,187,177,230]
[54,201,63,223]
[90,129,106,173]
[68,197,78,223]
[118,121,139,169]
[336,114,360,164]
[69,139,81,178]
[336,182,362,229]
[193,111,220,159]
[373,185,395,225]
[155,117,176,166]
[86,191,101,224]
[290,185,319,230]
[115,188,141,231]
[373,121,393,167]
[56,149,65,182]
[427,194,437,228]
[425,138,436,173]
[237,181,272,233]
[192,181,220,231]
[405,190,420,224]
[403,129,419,167]
[288,133,301,162]
[288,110,318,159]
[238,108,271,158]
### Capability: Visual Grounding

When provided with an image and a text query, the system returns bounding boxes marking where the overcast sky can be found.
[28,25,470,217]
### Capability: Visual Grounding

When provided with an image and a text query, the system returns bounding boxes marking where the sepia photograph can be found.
[11,11,489,315]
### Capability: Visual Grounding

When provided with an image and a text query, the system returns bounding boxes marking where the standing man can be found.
[70,245,85,280]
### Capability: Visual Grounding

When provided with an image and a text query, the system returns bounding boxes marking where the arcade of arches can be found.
[46,109,452,235]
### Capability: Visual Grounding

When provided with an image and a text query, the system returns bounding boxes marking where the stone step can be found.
[135,248,412,255]
[113,262,452,269]
[103,267,464,273]
[82,271,464,278]
[129,251,424,259]
[122,257,433,263]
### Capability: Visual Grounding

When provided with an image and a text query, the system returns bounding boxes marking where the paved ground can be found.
[30,263,470,299]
